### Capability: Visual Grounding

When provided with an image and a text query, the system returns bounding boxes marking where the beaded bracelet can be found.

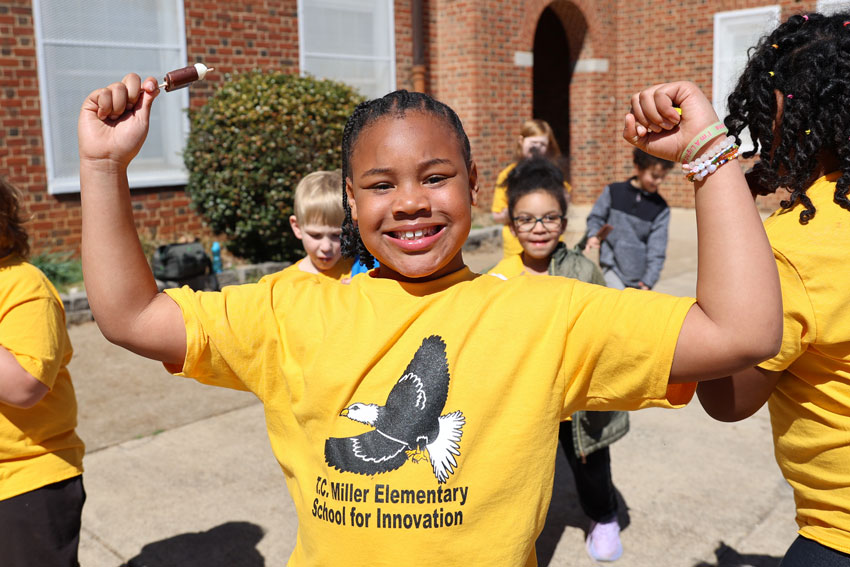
[682,136,739,182]
[680,122,728,164]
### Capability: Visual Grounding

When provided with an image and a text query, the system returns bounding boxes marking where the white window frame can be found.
[713,6,781,152]
[816,0,850,14]
[297,0,397,99]
[33,0,189,194]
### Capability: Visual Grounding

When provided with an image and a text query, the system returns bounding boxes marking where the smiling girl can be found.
[77,78,780,565]
[488,157,626,562]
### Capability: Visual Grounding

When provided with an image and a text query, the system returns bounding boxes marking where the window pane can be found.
[43,44,185,179]
[38,0,181,46]
[304,55,392,99]
[303,2,390,56]
[34,0,187,192]
[713,7,780,151]
[300,0,394,98]
[816,0,850,15]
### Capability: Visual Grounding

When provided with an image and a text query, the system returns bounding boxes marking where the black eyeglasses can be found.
[511,214,565,233]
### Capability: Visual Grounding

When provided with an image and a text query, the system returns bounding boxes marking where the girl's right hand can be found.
[623,81,720,163]
[78,73,159,170]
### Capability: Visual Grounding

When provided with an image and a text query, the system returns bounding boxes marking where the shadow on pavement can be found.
[535,449,632,566]
[122,521,265,567]
[694,541,782,567]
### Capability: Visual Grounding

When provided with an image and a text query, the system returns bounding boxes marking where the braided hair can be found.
[725,11,850,223]
[340,90,472,268]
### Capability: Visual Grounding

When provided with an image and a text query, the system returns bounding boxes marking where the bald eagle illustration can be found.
[324,335,465,483]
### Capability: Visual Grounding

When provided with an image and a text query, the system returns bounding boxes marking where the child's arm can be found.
[584,186,611,249]
[490,172,510,225]
[624,82,782,383]
[0,346,49,408]
[77,74,186,365]
[641,207,670,289]
[696,368,781,421]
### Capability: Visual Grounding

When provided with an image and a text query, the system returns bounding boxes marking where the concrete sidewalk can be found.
[72,206,796,566]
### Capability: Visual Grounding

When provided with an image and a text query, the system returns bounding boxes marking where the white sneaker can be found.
[586,519,623,562]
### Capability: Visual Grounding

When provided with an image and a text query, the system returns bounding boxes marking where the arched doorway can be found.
[532,2,586,178]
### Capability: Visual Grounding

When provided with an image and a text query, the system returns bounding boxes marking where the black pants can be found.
[780,536,850,567]
[558,420,618,522]
[0,475,85,567]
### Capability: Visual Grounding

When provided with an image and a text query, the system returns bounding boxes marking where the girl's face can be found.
[346,111,478,282]
[520,135,549,159]
[509,190,565,261]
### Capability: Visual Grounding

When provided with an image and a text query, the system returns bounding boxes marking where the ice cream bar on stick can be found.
[159,63,215,92]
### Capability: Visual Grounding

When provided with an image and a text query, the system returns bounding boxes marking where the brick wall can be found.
[427,0,815,212]
[1,0,825,255]
[1,0,303,255]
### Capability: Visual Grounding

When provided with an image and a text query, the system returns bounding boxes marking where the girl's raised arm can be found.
[624,82,782,383]
[77,73,186,365]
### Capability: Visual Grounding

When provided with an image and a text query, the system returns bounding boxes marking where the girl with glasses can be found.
[488,157,625,562]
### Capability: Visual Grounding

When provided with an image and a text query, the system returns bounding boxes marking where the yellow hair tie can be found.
[769,71,775,77]
[805,130,811,135]
[772,44,779,49]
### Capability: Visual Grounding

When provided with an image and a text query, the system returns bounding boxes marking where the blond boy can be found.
[287,170,353,280]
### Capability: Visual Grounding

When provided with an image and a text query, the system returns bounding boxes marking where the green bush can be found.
[184,71,364,263]
[30,252,83,290]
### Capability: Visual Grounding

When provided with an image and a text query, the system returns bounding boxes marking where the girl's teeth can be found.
[401,230,426,239]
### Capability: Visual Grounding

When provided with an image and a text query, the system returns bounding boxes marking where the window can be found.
[713,6,781,151]
[298,0,396,99]
[816,0,850,15]
[33,0,189,194]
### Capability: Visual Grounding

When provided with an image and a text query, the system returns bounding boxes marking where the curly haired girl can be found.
[698,11,850,566]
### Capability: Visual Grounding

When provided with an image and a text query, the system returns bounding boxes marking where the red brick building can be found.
[1,0,841,254]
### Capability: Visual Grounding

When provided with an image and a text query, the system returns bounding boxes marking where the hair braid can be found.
[725,11,850,223]
[339,90,473,269]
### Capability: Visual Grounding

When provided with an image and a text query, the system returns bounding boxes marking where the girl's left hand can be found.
[624,81,720,163]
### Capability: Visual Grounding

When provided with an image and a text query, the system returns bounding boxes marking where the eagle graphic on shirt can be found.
[324,335,465,484]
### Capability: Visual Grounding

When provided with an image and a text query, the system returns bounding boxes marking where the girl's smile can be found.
[386,224,445,251]
[346,111,478,282]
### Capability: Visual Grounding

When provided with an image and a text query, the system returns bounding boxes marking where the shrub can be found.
[30,251,83,290]
[184,71,364,263]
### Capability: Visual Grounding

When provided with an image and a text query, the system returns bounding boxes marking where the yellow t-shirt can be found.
[487,254,528,280]
[759,172,850,554]
[0,256,83,501]
[283,257,354,282]
[492,163,572,258]
[165,267,693,566]
[487,255,574,424]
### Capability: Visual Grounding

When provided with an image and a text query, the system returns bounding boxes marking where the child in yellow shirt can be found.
[489,157,624,562]
[77,76,780,565]
[286,170,353,281]
[0,177,85,567]
[697,11,850,566]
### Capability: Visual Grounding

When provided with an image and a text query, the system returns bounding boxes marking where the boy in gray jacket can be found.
[585,149,674,290]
